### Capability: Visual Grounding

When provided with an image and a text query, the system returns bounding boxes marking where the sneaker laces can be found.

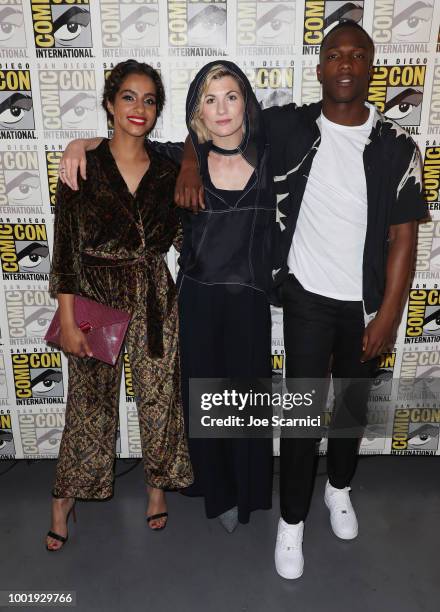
[328,486,352,515]
[278,525,302,551]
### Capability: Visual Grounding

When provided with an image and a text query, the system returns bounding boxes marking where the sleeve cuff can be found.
[49,273,79,298]
[390,205,428,225]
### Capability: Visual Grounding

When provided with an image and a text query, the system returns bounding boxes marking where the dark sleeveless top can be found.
[178,169,274,293]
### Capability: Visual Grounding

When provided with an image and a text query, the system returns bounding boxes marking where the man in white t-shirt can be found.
[266,21,426,579]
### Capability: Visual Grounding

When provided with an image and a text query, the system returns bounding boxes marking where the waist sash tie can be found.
[80,251,169,358]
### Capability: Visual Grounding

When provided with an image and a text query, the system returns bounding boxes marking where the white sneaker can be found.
[274,518,304,579]
[324,480,358,540]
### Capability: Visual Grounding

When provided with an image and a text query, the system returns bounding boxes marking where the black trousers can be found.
[280,275,376,524]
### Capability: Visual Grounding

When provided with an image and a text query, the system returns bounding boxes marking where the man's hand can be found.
[361,312,398,362]
[361,221,418,362]
[174,163,205,213]
[174,135,205,212]
[60,324,93,358]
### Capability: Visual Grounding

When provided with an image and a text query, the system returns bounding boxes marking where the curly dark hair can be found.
[102,60,165,124]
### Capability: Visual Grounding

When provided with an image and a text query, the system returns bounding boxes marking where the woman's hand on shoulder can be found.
[60,324,93,358]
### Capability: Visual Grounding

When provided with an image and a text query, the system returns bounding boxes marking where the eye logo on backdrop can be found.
[371,352,396,399]
[359,351,395,454]
[372,0,434,53]
[39,68,98,139]
[245,65,294,109]
[0,222,50,281]
[0,1,27,58]
[359,395,389,453]
[0,68,35,139]
[18,406,65,457]
[237,0,295,56]
[100,0,160,58]
[0,149,42,215]
[12,350,64,404]
[405,288,440,343]
[391,406,440,454]
[168,0,227,56]
[5,287,56,345]
[302,0,364,53]
[368,63,427,135]
[30,0,93,58]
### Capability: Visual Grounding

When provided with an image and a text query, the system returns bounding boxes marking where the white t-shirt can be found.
[288,103,375,301]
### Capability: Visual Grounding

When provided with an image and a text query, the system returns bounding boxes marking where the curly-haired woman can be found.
[45,61,193,551]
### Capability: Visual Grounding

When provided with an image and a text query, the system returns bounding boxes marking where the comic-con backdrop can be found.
[0,1,439,460]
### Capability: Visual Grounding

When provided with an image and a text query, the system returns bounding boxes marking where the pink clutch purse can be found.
[45,295,131,366]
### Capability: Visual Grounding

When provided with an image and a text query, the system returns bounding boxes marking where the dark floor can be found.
[0,456,439,612]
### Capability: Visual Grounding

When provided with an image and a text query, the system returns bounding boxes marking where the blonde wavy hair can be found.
[190,65,246,143]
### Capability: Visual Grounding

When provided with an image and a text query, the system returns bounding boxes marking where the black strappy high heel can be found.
[46,500,77,551]
[146,512,168,531]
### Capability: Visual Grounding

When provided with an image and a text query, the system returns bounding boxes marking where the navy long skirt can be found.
[179,276,273,523]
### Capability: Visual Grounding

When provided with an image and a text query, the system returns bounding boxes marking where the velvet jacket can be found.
[49,139,179,357]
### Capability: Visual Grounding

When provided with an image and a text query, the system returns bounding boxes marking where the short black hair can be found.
[102,60,165,123]
[320,20,374,61]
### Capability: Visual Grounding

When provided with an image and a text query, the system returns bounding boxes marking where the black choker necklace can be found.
[211,143,241,156]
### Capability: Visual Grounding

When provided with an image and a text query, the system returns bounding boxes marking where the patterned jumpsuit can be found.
[49,140,193,499]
